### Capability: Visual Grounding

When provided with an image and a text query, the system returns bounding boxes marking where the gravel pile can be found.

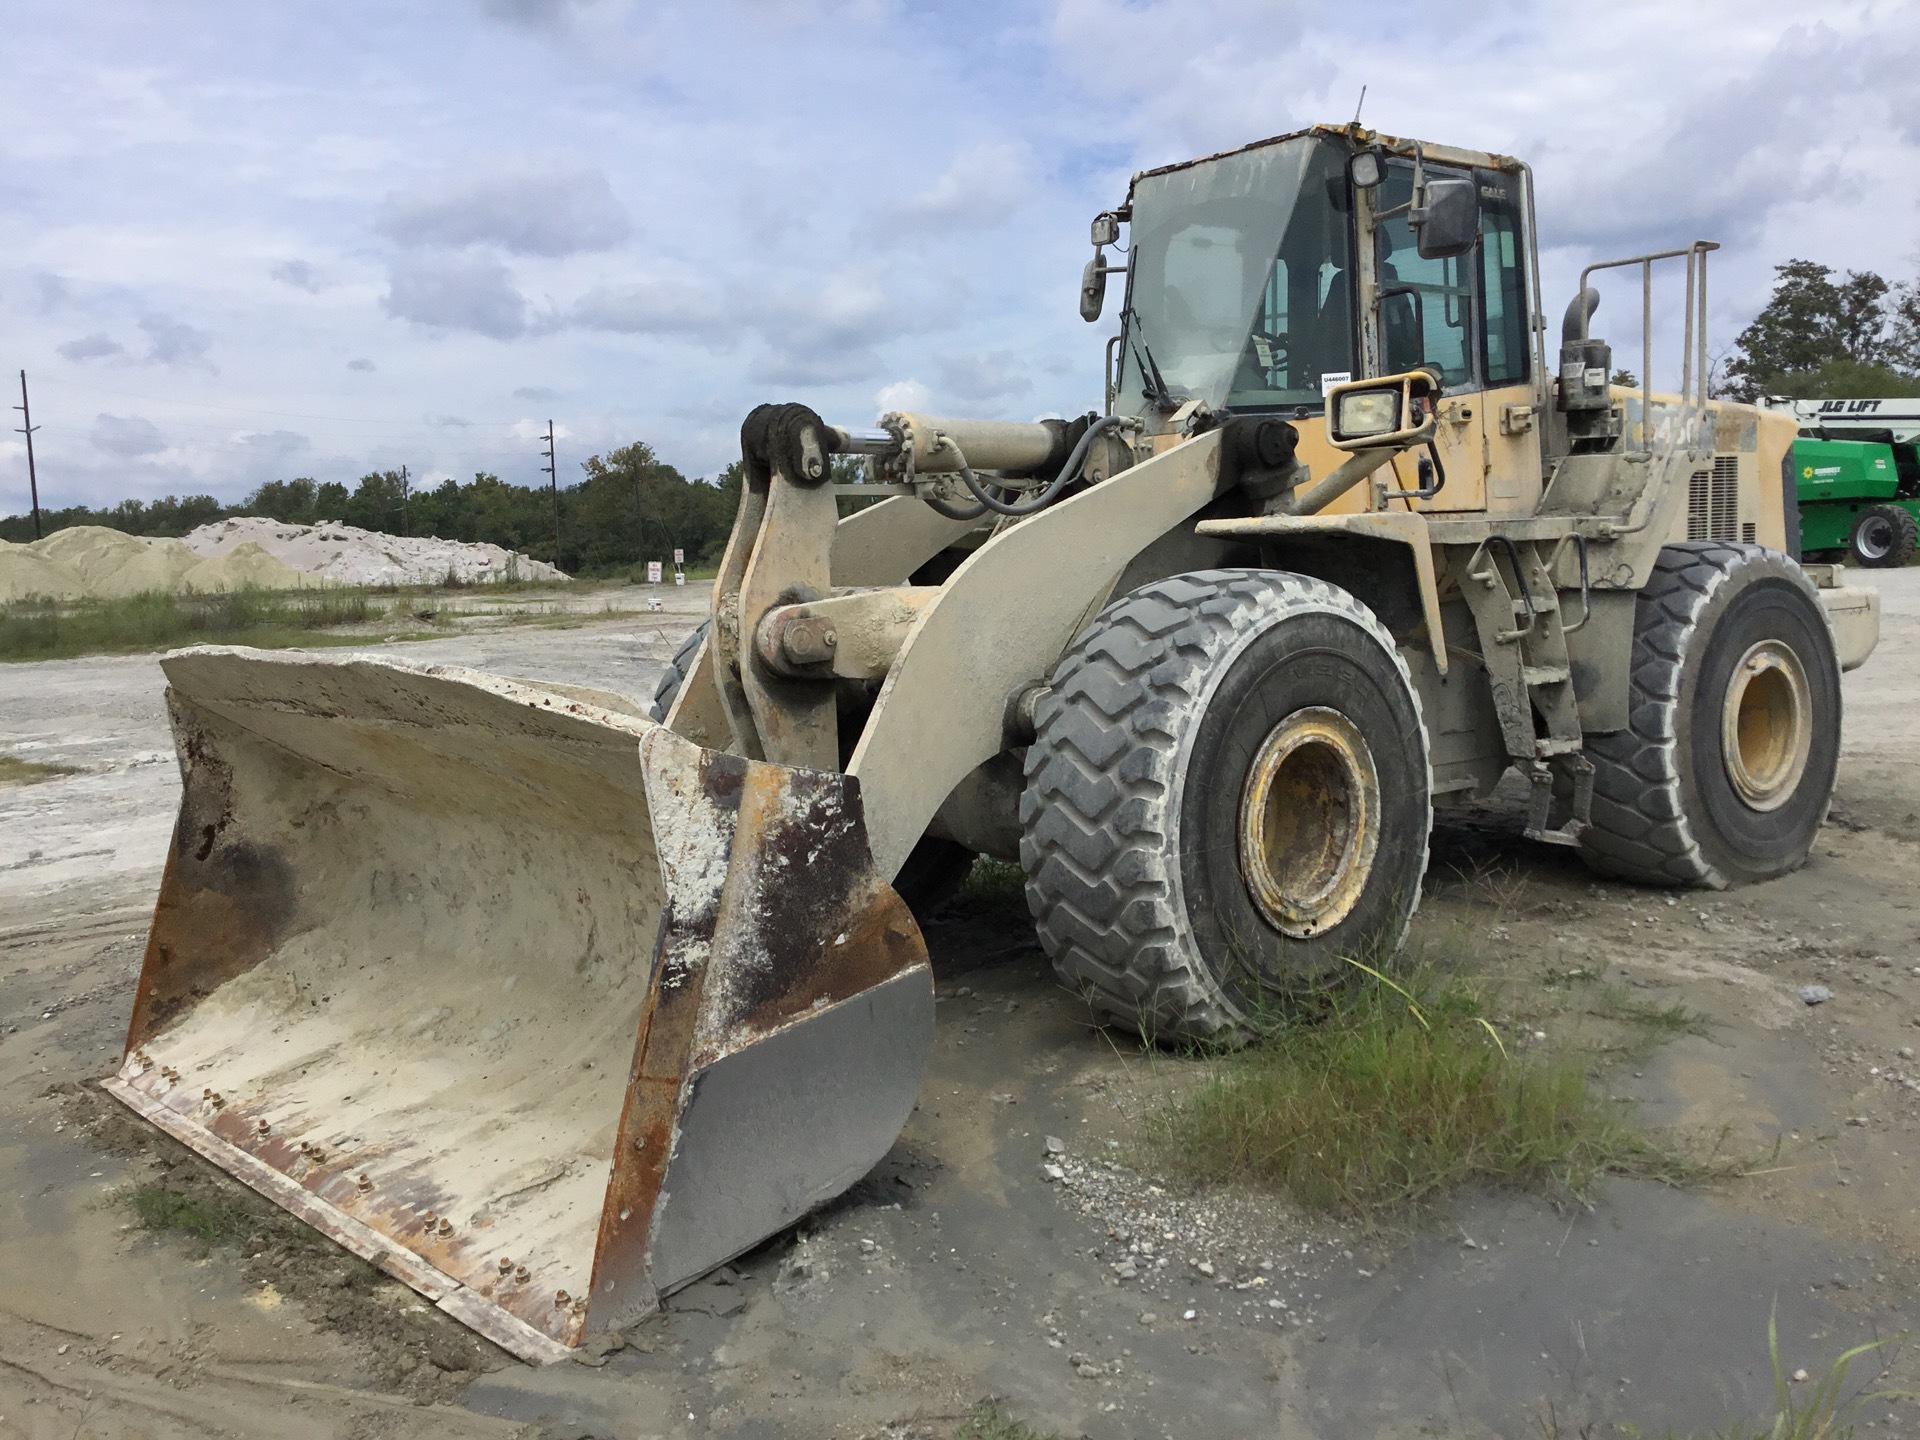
[177,516,567,587]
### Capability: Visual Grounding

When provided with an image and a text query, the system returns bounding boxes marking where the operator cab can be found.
[1089,127,1534,424]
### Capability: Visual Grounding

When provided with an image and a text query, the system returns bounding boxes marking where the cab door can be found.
[1370,159,1487,512]
[1474,170,1542,517]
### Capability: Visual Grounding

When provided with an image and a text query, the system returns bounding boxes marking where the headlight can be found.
[1335,389,1400,439]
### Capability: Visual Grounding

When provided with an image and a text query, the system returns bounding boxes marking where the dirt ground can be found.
[3,571,1919,1439]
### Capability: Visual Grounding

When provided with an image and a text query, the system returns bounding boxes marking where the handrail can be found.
[1574,240,1719,454]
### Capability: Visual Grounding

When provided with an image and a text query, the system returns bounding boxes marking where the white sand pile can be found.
[178,516,568,587]
[0,526,315,602]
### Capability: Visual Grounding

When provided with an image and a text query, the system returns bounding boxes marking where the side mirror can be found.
[1410,177,1479,259]
[1080,254,1107,322]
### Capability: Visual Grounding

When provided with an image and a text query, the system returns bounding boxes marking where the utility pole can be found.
[13,370,42,539]
[541,420,561,567]
[399,464,410,537]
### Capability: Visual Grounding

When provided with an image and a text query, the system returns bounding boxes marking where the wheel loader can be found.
[107,123,1881,1361]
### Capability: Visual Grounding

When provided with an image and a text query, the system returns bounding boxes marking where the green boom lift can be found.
[1780,398,1920,567]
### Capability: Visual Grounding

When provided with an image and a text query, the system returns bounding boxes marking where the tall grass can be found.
[1147,951,1722,1217]
[0,586,373,661]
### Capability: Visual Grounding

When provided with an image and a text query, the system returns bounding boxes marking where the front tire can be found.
[1020,570,1431,1042]
[1581,543,1841,888]
[1848,504,1918,568]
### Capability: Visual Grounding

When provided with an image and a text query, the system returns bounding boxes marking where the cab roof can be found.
[1128,123,1523,197]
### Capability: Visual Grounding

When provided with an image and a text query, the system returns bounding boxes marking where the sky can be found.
[3,0,1917,517]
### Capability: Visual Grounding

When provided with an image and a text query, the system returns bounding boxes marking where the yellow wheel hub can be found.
[1720,639,1812,812]
[1236,706,1381,938]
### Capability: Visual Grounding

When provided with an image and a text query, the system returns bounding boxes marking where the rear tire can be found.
[1848,504,1918,568]
[1580,543,1840,888]
[1021,570,1431,1043]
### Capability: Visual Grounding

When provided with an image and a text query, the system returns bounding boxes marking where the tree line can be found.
[1,442,745,576]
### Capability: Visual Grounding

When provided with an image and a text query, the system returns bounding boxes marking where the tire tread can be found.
[1021,569,1429,1041]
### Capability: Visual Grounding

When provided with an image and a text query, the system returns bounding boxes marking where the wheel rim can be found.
[1857,516,1893,560]
[1237,706,1381,938]
[1720,639,1813,812]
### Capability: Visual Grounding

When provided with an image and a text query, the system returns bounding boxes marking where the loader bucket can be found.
[103,648,932,1363]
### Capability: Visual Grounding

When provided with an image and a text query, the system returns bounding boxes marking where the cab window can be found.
[1478,173,1529,388]
[1375,162,1475,390]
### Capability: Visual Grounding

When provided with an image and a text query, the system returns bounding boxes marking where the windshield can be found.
[1117,136,1354,416]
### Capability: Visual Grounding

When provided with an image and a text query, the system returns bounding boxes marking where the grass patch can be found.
[1,586,375,661]
[1588,985,1713,1039]
[0,754,80,786]
[1147,952,1724,1218]
[954,1401,1064,1440]
[124,1182,256,1248]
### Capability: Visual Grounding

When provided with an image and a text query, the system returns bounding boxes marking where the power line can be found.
[13,371,42,539]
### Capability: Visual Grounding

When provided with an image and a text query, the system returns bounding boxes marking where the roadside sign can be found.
[673,548,684,565]
[647,561,663,584]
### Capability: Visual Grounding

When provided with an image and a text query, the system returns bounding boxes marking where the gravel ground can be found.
[3,570,1920,1438]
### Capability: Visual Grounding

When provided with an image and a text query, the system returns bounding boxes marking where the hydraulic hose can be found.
[937,415,1130,518]
[922,490,991,521]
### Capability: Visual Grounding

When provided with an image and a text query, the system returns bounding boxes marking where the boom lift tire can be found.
[1848,504,1918,569]
[1021,569,1431,1043]
[1580,542,1840,888]
[649,619,975,914]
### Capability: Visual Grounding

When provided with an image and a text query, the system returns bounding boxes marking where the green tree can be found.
[343,471,410,534]
[1888,280,1920,374]
[572,444,734,573]
[1726,259,1917,401]
[243,477,320,523]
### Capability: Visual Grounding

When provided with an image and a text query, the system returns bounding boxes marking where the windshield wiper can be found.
[1121,306,1176,410]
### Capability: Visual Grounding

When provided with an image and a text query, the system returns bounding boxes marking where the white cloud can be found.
[383,253,530,338]
[58,333,126,363]
[889,141,1033,233]
[140,313,215,370]
[377,166,631,257]
[874,378,930,413]
[477,0,604,30]
[91,414,167,457]
[936,350,1033,408]
[272,259,323,292]
[572,278,729,337]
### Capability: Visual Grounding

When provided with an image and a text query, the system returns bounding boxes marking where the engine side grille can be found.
[1688,456,1742,541]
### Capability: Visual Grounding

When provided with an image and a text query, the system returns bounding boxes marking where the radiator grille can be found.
[1688,455,1742,541]
[1742,522,1756,544]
